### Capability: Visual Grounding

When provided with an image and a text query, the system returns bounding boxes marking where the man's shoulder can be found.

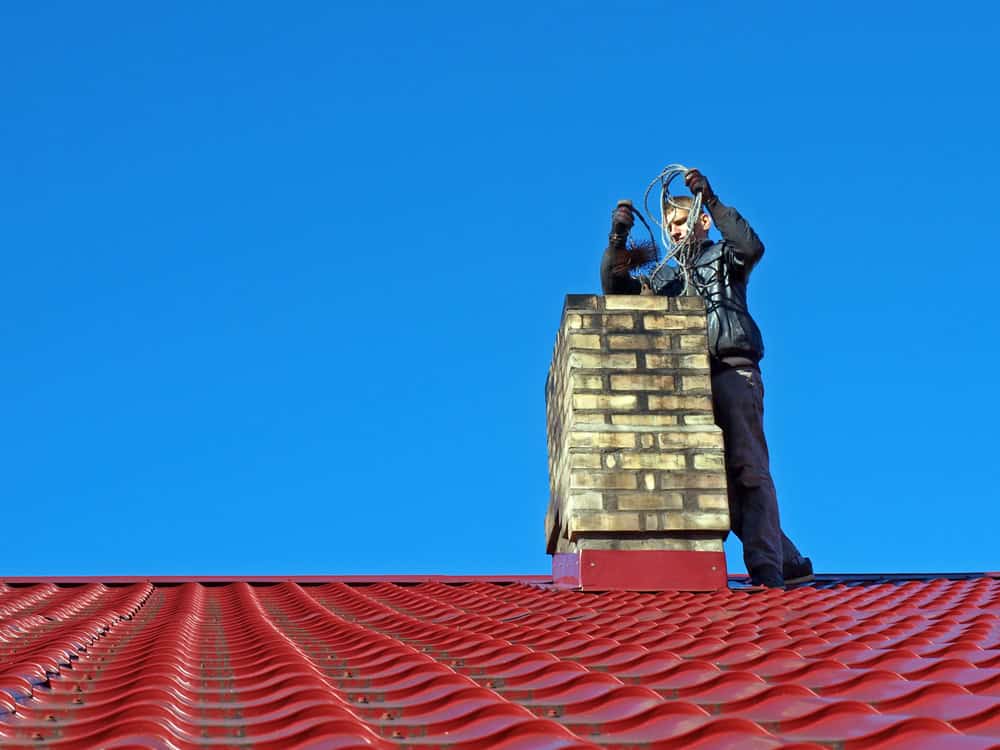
[695,240,726,264]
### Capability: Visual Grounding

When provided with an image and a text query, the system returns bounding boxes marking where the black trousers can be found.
[711,365,802,579]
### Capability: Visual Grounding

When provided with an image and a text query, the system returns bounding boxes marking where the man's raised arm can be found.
[686,169,765,268]
[600,202,642,294]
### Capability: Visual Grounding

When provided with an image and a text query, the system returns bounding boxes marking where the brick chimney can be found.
[545,295,729,591]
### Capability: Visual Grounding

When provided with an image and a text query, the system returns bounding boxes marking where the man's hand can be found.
[684,168,717,206]
[611,202,634,234]
[608,201,634,248]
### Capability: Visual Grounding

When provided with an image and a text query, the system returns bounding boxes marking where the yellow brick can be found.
[644,473,656,490]
[607,334,669,350]
[569,453,602,469]
[617,492,684,510]
[658,431,723,449]
[679,334,707,351]
[573,394,638,410]
[566,314,583,329]
[620,453,687,470]
[659,472,727,490]
[645,354,673,369]
[569,512,641,535]
[574,413,606,426]
[565,295,599,310]
[568,334,602,349]
[640,434,656,448]
[570,471,638,490]
[566,492,604,511]
[692,539,726,552]
[675,296,706,312]
[644,512,659,530]
[679,354,710,369]
[682,414,717,425]
[657,511,730,532]
[612,414,678,427]
[602,314,635,330]
[572,374,604,390]
[569,432,636,449]
[681,375,711,392]
[605,296,670,310]
[647,395,713,411]
[698,494,730,510]
[644,314,697,330]
[610,374,675,391]
[569,352,637,369]
[693,453,726,470]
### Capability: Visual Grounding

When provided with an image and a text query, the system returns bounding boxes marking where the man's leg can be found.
[711,366,783,586]
[781,532,801,562]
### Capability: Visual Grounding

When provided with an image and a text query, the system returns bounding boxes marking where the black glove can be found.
[684,168,717,206]
[608,201,634,248]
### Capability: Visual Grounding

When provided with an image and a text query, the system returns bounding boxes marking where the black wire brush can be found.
[626,238,659,269]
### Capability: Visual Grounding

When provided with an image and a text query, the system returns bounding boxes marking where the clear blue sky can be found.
[3,2,997,576]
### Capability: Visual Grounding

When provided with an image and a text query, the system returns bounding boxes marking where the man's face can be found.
[667,209,692,244]
[666,208,710,244]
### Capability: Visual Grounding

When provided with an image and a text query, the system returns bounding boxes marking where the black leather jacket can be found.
[600,200,766,365]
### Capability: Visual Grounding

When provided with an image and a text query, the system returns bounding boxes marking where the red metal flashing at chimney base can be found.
[552,550,728,591]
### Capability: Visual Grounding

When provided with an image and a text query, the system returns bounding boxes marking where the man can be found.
[600,168,812,588]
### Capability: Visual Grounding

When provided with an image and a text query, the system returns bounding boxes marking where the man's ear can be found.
[699,212,712,232]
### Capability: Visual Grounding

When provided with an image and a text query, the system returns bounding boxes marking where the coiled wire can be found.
[642,163,703,292]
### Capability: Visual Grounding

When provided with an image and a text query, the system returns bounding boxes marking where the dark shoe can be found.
[750,566,784,589]
[783,557,814,585]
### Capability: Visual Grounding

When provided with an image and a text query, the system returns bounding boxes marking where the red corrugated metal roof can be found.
[2,575,999,749]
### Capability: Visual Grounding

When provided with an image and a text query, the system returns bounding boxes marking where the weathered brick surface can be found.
[545,295,730,554]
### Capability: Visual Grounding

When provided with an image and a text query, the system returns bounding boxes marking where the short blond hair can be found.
[662,194,705,221]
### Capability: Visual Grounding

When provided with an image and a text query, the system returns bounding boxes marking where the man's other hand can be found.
[611,204,634,234]
[684,168,717,205]
[608,203,634,248]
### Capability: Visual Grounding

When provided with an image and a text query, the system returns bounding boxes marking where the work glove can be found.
[684,168,717,206]
[608,201,634,249]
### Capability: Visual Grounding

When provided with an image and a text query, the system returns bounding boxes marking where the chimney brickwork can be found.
[545,295,730,587]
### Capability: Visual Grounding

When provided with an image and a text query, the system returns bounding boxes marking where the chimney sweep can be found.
[600,164,813,588]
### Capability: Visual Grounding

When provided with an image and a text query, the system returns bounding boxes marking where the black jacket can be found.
[600,200,766,365]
